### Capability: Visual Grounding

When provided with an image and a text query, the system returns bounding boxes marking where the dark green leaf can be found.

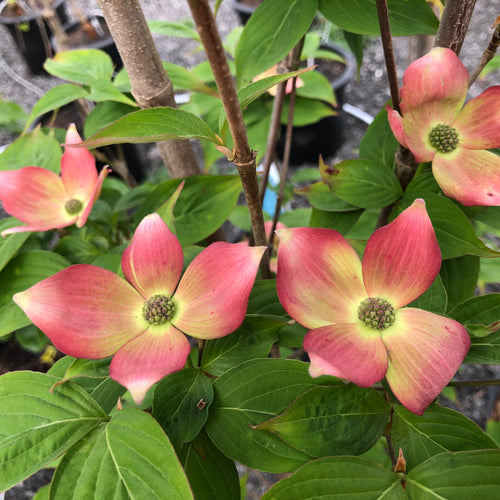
[406,450,500,498]
[50,409,194,499]
[0,219,30,272]
[359,106,398,166]
[321,159,403,208]
[256,385,390,457]
[181,431,240,500]
[201,316,281,376]
[205,358,326,472]
[0,371,107,492]
[392,405,497,470]
[448,294,500,338]
[262,456,405,499]
[310,207,364,235]
[294,181,358,212]
[408,274,447,314]
[152,368,214,449]
[440,256,480,311]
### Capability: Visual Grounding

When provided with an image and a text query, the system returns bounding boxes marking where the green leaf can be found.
[84,101,138,139]
[261,456,405,499]
[0,250,70,337]
[50,409,194,499]
[256,385,390,457]
[80,107,220,148]
[53,236,101,264]
[486,420,500,447]
[44,49,115,85]
[406,450,500,498]
[280,207,313,228]
[87,79,138,107]
[359,106,398,166]
[164,62,218,96]
[407,273,447,314]
[156,180,184,234]
[440,256,480,311]
[235,0,318,85]
[0,98,27,133]
[466,330,500,363]
[319,0,438,36]
[181,431,240,500]
[205,358,336,473]
[247,279,287,318]
[392,405,497,470]
[294,181,358,212]
[310,207,364,235]
[448,294,500,338]
[0,219,30,272]
[24,84,89,131]
[135,175,242,246]
[281,97,336,127]
[321,159,403,208]
[399,193,500,259]
[295,71,336,105]
[148,19,200,42]
[152,368,214,450]
[0,127,62,173]
[201,316,281,376]
[0,371,107,492]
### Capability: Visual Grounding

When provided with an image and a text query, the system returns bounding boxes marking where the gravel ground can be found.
[1,1,499,498]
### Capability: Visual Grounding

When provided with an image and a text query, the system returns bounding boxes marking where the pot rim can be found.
[0,0,66,24]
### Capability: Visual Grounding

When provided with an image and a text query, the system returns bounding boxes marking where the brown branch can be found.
[98,0,202,179]
[375,0,400,113]
[259,81,286,203]
[469,22,500,87]
[187,0,270,277]
[434,0,477,55]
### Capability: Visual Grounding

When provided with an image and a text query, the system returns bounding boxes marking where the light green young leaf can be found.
[80,107,220,148]
[0,127,62,173]
[448,294,500,338]
[148,19,200,42]
[44,49,115,85]
[86,79,138,107]
[24,84,89,132]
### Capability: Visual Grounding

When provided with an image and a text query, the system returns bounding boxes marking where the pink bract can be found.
[0,124,109,236]
[14,213,266,404]
[387,47,500,206]
[276,199,470,415]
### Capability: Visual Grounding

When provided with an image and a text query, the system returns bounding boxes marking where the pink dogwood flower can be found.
[276,199,470,415]
[0,124,109,236]
[387,47,500,206]
[14,213,266,403]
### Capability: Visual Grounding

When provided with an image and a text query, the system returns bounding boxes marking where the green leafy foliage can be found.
[235,0,318,85]
[319,0,439,36]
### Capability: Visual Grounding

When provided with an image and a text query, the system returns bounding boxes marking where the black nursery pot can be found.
[277,43,356,166]
[230,0,261,25]
[52,15,123,71]
[0,0,68,74]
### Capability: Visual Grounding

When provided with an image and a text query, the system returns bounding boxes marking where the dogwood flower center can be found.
[64,198,84,215]
[428,123,459,153]
[358,297,395,330]
[143,294,175,325]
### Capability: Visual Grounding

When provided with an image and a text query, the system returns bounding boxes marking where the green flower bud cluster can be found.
[64,198,84,215]
[143,294,175,325]
[358,297,395,331]
[429,123,459,153]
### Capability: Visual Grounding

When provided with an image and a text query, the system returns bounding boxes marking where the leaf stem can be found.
[469,22,500,87]
[448,378,500,388]
[187,0,270,277]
